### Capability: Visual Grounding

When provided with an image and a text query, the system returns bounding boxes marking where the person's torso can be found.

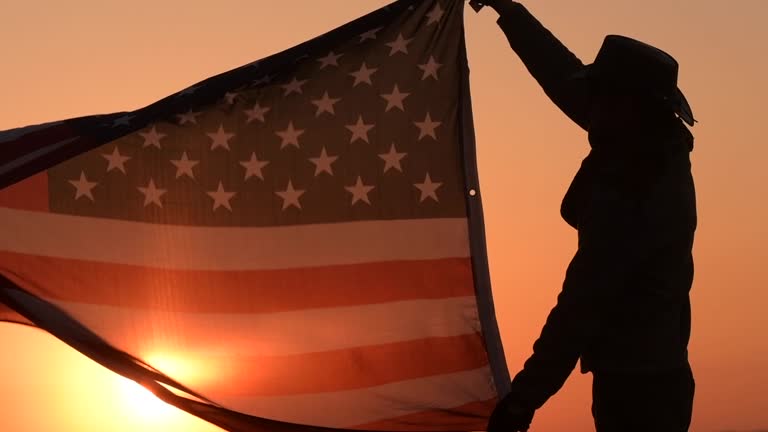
[563,125,697,373]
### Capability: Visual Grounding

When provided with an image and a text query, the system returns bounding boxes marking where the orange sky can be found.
[1,1,767,431]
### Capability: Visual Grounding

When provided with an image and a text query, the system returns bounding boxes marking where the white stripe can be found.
[217,367,495,428]
[0,208,469,270]
[53,296,481,357]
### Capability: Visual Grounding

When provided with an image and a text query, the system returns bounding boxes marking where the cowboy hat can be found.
[573,35,696,126]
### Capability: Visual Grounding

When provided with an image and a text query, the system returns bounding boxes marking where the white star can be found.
[139,126,166,149]
[418,56,443,80]
[207,124,235,151]
[240,152,269,180]
[379,143,407,173]
[281,77,308,96]
[426,3,444,25]
[414,112,442,140]
[345,115,375,143]
[349,62,378,87]
[68,171,97,201]
[275,180,305,210]
[223,91,239,105]
[358,26,383,43]
[276,121,305,149]
[176,110,201,125]
[381,84,410,112]
[245,103,270,123]
[414,173,443,202]
[309,147,338,176]
[137,178,166,208]
[345,176,375,206]
[317,51,343,69]
[102,146,130,174]
[112,115,134,127]
[170,151,199,179]
[207,181,236,212]
[386,33,413,56]
[311,92,341,117]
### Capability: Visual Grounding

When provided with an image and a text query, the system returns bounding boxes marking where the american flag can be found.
[0,0,510,430]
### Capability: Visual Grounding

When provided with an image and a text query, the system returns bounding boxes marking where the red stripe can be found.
[351,398,497,431]
[0,252,475,313]
[194,334,489,397]
[0,172,48,211]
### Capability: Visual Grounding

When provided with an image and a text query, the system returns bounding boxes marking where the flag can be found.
[0,0,510,430]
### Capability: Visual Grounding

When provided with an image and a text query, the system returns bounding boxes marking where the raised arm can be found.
[487,1,591,130]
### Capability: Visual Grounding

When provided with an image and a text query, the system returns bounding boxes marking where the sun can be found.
[113,353,209,427]
[117,377,177,422]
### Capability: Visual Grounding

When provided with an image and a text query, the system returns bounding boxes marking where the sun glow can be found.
[144,353,205,385]
[112,352,212,428]
[116,377,177,422]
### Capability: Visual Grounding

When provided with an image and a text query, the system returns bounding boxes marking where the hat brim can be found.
[570,66,696,127]
[672,88,696,127]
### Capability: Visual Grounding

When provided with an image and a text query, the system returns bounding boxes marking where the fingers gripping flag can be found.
[0,0,510,430]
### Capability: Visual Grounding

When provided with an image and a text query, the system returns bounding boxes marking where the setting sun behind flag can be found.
[0,0,509,431]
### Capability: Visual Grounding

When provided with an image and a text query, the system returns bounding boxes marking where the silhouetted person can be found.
[477,1,697,431]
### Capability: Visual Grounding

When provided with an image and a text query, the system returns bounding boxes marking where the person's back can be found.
[478,1,697,431]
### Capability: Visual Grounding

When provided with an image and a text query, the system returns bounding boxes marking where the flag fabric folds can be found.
[0,0,510,430]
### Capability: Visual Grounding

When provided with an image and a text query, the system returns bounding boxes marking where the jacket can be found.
[494,1,697,411]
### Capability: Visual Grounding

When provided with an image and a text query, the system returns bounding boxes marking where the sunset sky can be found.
[1,1,767,431]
